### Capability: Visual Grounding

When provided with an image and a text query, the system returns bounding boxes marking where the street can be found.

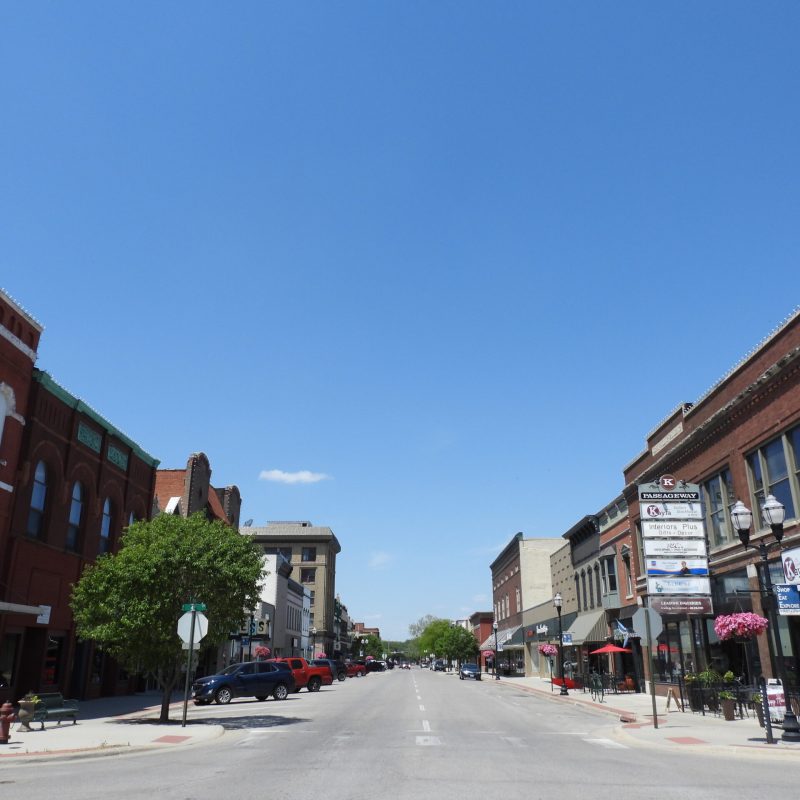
[3,668,800,799]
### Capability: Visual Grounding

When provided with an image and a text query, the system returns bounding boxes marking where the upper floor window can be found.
[703,468,735,547]
[27,461,47,538]
[581,572,588,610]
[594,565,601,604]
[99,498,113,554]
[574,575,581,612]
[301,547,317,562]
[515,587,521,613]
[300,568,316,583]
[588,568,595,608]
[606,556,617,592]
[621,549,633,597]
[748,432,797,524]
[66,481,84,552]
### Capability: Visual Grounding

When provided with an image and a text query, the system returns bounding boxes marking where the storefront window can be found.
[42,636,64,686]
[0,634,20,688]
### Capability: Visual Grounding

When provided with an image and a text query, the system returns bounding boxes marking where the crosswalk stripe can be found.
[582,738,628,749]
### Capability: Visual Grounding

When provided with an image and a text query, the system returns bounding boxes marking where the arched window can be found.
[574,574,581,612]
[128,511,135,527]
[27,461,47,537]
[99,498,113,554]
[66,482,84,551]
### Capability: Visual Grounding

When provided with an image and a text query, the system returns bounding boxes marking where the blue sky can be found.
[3,3,800,640]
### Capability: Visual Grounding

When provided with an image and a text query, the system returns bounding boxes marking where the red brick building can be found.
[623,309,800,691]
[0,356,158,701]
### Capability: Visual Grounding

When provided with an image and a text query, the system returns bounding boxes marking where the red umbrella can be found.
[590,644,631,654]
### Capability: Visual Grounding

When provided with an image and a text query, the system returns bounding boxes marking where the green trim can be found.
[33,369,160,468]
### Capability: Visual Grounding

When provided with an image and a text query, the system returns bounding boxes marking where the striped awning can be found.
[479,624,522,651]
[564,609,607,646]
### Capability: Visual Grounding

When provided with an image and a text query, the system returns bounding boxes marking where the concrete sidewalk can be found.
[0,692,223,762]
[494,674,800,758]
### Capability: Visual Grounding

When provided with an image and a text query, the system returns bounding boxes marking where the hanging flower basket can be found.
[713,612,769,642]
[538,643,558,657]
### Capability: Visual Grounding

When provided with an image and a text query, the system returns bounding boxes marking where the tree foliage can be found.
[70,513,263,722]
[408,614,437,640]
[415,619,478,663]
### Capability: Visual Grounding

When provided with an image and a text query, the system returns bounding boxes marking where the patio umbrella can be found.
[590,644,631,654]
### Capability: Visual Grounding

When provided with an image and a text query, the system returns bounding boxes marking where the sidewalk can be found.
[495,674,800,758]
[0,692,223,762]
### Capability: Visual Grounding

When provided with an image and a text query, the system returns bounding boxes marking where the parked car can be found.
[345,661,367,677]
[268,657,334,692]
[433,659,446,672]
[192,661,295,704]
[311,658,347,682]
[459,663,481,681]
[365,659,386,673]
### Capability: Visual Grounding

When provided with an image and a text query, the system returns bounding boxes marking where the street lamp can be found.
[731,497,800,742]
[493,622,500,680]
[553,592,568,696]
[311,626,317,659]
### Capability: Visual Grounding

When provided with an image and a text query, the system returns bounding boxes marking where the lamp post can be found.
[554,592,568,696]
[493,622,500,680]
[731,496,800,742]
[311,626,317,659]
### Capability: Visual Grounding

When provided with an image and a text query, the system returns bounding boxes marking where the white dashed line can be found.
[419,704,425,711]
[422,720,431,732]
[583,738,628,749]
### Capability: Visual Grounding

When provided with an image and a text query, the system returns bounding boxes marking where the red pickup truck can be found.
[268,658,334,692]
[345,661,366,677]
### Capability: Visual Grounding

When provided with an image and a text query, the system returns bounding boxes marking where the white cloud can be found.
[369,551,393,570]
[258,469,331,485]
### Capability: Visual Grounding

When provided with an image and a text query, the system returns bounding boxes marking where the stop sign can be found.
[177,611,208,644]
[631,607,663,645]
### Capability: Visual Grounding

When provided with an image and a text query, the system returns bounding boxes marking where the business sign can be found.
[648,577,711,595]
[649,596,713,615]
[767,684,787,722]
[562,633,573,645]
[641,520,706,538]
[644,538,707,557]
[646,558,709,577]
[782,547,800,585]
[641,502,703,520]
[776,583,800,616]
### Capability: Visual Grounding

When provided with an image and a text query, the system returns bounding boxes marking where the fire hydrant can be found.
[0,702,15,744]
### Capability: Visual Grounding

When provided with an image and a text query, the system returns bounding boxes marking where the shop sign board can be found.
[775,583,800,615]
[767,684,787,722]
[646,558,709,577]
[648,577,711,595]
[641,520,706,538]
[781,546,800,585]
[644,539,707,557]
[641,502,703,520]
[649,596,713,615]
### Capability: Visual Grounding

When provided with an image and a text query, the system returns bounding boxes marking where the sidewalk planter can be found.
[16,699,37,732]
[719,692,736,721]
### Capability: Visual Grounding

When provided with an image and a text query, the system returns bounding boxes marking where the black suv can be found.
[311,658,347,682]
[192,661,295,704]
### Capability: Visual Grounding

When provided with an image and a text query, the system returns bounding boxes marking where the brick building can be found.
[623,308,800,692]
[2,367,158,701]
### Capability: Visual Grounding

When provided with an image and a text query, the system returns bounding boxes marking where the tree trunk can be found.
[156,666,179,723]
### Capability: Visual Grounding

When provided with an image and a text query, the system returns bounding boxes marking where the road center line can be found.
[419,704,425,711]
[422,720,430,732]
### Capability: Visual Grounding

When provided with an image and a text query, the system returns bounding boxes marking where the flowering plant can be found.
[538,643,558,657]
[713,612,769,641]
[253,645,271,660]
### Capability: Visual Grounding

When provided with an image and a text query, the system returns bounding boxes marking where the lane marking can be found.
[415,736,441,746]
[422,720,430,732]
[583,738,628,749]
[501,736,525,747]
[419,704,425,711]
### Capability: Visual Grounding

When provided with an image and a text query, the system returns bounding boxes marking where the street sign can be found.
[776,584,800,615]
[631,607,663,645]
[562,633,573,645]
[182,603,207,612]
[177,611,208,644]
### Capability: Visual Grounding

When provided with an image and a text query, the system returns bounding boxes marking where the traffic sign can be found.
[182,603,207,612]
[177,611,208,644]
[631,607,663,645]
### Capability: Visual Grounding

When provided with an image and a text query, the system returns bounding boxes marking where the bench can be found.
[32,693,79,730]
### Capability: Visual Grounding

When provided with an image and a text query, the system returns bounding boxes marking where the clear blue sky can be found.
[3,3,799,640]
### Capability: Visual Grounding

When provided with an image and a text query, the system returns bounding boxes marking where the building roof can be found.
[243,522,341,553]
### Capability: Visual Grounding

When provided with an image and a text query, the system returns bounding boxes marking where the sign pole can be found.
[643,602,658,729]
[181,607,197,728]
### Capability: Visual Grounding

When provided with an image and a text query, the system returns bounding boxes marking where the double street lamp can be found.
[493,622,500,680]
[731,495,800,742]
[553,592,568,696]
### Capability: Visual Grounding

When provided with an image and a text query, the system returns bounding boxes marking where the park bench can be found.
[32,692,79,730]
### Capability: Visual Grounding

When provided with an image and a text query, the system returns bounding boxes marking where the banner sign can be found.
[649,596,713,615]
[767,685,787,722]
[648,577,711,595]
[641,502,703,520]
[641,520,706,538]
[646,558,709,577]
[644,539,707,557]
[776,584,800,615]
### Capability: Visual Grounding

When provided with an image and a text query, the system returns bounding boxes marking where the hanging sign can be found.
[646,558,709,577]
[641,502,703,520]
[642,520,706,538]
[644,539,707,556]
[648,577,711,595]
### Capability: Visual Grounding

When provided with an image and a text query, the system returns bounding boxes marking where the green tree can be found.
[408,614,437,639]
[417,618,452,658]
[71,513,263,722]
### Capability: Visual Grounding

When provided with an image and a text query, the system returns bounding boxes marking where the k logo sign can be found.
[659,475,676,490]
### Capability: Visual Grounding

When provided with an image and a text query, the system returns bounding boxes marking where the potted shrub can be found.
[16,692,40,732]
[697,669,722,712]
[719,690,736,721]
[683,674,703,712]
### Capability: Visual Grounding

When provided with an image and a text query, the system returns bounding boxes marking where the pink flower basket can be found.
[713,612,769,641]
[538,643,558,657]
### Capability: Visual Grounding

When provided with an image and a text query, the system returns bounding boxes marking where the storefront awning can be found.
[564,609,607,646]
[0,601,47,616]
[479,624,522,651]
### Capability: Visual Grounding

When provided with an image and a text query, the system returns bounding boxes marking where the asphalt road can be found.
[3,667,800,799]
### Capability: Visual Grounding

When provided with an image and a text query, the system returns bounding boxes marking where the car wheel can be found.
[308,677,322,692]
[459,674,464,680]
[255,695,268,701]
[273,684,289,701]
[338,672,346,682]
[214,686,233,705]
